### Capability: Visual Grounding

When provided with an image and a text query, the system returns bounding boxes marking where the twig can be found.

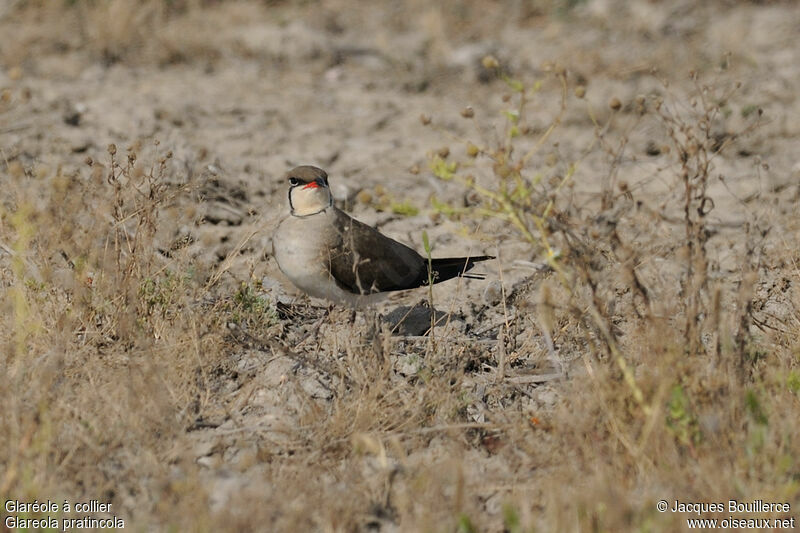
[473,315,517,336]
[0,124,32,134]
[398,336,496,344]
[504,373,562,385]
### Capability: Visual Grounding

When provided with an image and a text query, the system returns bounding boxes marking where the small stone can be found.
[483,280,503,306]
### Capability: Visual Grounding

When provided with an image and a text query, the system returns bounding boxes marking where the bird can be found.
[272,165,493,307]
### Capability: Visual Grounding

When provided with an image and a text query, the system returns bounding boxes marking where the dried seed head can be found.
[409,164,420,175]
[85,156,93,166]
[420,114,431,126]
[460,106,474,118]
[108,143,117,155]
[574,85,586,98]
[481,55,499,69]
[635,95,646,114]
[493,162,511,178]
[437,146,450,159]
[356,190,372,204]
[466,142,479,157]
[609,97,622,111]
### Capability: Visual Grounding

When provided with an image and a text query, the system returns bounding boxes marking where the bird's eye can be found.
[289,177,300,186]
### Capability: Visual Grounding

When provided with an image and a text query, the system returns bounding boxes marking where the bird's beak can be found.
[302,181,320,190]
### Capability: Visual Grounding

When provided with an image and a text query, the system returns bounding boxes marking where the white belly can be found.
[273,213,376,307]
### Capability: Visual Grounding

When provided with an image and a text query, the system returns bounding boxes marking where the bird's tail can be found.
[427,255,494,285]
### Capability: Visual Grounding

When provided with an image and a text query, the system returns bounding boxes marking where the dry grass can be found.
[1,1,799,531]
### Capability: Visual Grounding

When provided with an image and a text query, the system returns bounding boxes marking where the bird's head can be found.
[286,165,332,216]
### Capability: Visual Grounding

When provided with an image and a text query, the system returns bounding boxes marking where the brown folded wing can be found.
[328,210,427,295]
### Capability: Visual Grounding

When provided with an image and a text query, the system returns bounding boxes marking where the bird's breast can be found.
[273,212,342,299]
[275,215,329,269]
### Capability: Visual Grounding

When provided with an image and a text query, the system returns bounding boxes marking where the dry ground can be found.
[1,1,799,531]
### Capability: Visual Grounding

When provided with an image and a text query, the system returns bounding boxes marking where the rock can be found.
[483,279,504,306]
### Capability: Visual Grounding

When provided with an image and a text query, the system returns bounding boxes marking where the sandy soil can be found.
[1,0,799,531]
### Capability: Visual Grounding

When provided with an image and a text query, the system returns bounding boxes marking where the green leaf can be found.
[510,183,530,203]
[390,200,419,216]
[429,156,457,180]
[457,513,477,533]
[422,230,431,255]
[745,389,768,425]
[430,196,466,217]
[503,109,520,123]
[502,504,521,532]
[505,77,524,92]
[787,371,800,394]
[666,384,701,446]
[741,104,758,118]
